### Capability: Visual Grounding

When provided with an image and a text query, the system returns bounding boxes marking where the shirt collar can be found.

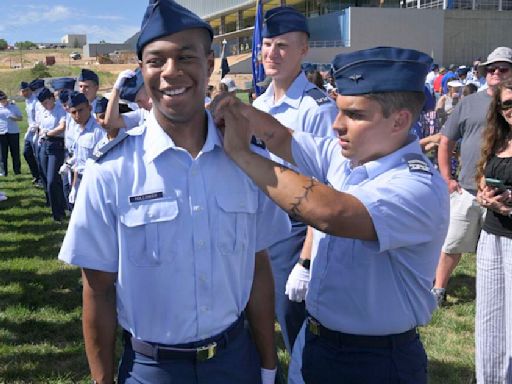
[143,109,222,164]
[349,135,424,180]
[261,71,308,110]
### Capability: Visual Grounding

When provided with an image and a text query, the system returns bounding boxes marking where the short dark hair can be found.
[363,91,425,122]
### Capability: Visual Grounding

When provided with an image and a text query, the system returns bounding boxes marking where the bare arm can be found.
[222,105,376,240]
[46,119,66,137]
[300,226,314,261]
[103,87,127,130]
[82,268,117,384]
[246,250,276,370]
[437,134,460,193]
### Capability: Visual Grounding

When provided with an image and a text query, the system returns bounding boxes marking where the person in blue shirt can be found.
[66,92,105,204]
[58,1,290,384]
[20,81,41,183]
[214,46,450,384]
[78,69,100,113]
[252,5,338,354]
[36,87,67,222]
[0,91,22,176]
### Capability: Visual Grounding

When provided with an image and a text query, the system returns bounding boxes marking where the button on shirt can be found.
[59,110,290,344]
[72,116,106,174]
[291,132,449,335]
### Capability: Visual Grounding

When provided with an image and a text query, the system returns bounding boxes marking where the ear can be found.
[391,109,413,134]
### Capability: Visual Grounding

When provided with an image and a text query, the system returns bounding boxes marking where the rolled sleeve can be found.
[58,163,119,272]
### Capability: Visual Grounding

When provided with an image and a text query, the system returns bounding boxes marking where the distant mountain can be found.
[124,31,140,50]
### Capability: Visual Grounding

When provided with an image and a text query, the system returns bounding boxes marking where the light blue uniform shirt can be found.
[37,103,66,136]
[25,94,38,129]
[65,114,81,152]
[73,116,106,174]
[122,108,149,129]
[59,110,290,344]
[0,103,22,134]
[291,132,449,335]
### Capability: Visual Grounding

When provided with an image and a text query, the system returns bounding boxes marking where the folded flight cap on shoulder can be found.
[136,0,214,60]
[52,77,76,91]
[37,88,53,103]
[94,97,109,114]
[331,46,432,95]
[262,6,309,38]
[67,91,89,108]
[78,69,99,85]
[120,68,144,103]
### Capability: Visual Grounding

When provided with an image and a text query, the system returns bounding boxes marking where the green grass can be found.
[0,105,476,383]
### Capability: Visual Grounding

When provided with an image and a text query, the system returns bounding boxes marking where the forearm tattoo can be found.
[279,167,318,220]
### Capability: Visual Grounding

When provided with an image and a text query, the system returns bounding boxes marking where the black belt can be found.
[307,317,417,349]
[42,136,64,142]
[124,315,244,361]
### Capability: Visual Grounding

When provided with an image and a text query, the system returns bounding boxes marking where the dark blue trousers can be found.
[301,328,428,384]
[39,138,66,220]
[118,327,261,384]
[0,133,21,176]
[23,132,39,179]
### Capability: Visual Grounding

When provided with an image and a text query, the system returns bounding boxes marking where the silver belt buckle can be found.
[196,342,217,361]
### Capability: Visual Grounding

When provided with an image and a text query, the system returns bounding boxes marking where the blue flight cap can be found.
[430,63,439,71]
[78,69,99,85]
[331,47,432,95]
[120,68,144,102]
[136,0,214,60]
[67,92,88,108]
[59,89,71,105]
[29,79,45,91]
[37,88,53,103]
[20,81,30,90]
[94,97,109,114]
[262,6,309,38]
[52,77,76,91]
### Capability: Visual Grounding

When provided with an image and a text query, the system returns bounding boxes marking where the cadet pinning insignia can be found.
[403,153,432,175]
[306,88,330,106]
[92,131,129,161]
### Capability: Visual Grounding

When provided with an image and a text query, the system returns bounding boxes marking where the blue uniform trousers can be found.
[118,320,261,384]
[39,138,66,220]
[0,133,21,176]
[23,131,39,179]
[268,225,307,353]
[301,326,428,384]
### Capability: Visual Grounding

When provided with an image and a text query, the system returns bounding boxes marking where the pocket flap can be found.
[119,198,179,227]
[215,190,257,214]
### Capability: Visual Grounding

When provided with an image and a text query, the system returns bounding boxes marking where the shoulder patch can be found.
[92,130,129,161]
[250,135,266,149]
[403,153,432,175]
[306,88,331,106]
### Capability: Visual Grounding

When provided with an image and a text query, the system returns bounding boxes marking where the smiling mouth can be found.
[162,88,187,97]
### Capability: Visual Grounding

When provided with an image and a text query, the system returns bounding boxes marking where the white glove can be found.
[285,263,310,302]
[261,367,277,384]
[58,163,70,175]
[68,185,77,204]
[114,69,136,90]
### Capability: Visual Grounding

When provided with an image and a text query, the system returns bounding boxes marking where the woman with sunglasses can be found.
[475,78,512,383]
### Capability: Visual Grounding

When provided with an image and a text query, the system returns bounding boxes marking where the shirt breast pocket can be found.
[79,135,95,150]
[119,199,179,267]
[215,191,257,255]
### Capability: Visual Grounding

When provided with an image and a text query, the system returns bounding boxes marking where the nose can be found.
[332,111,346,136]
[161,58,181,78]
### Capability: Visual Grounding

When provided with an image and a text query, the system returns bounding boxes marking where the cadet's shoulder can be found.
[92,125,145,162]
[303,87,333,107]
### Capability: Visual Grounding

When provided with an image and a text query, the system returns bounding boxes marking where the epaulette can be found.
[403,153,432,175]
[92,130,129,161]
[306,88,331,106]
[251,135,266,149]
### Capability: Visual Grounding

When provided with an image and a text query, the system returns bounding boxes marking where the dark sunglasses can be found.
[500,100,512,111]
[486,65,511,74]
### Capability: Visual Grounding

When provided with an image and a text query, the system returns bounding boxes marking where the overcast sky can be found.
[0,1,149,44]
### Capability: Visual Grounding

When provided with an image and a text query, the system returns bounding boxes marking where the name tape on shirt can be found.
[129,191,164,203]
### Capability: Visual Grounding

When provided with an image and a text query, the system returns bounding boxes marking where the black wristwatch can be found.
[298,258,311,270]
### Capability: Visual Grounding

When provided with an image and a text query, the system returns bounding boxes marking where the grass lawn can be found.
[0,106,476,383]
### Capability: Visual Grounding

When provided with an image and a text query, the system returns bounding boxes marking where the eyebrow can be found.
[144,44,198,56]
